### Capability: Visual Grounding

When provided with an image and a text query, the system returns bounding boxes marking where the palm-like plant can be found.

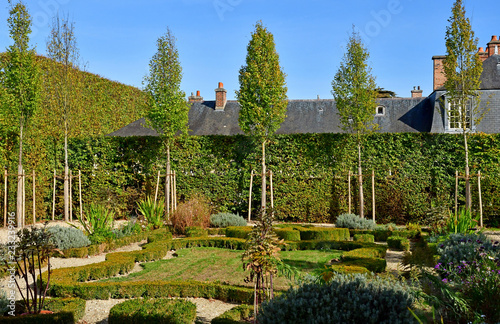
[137,196,165,229]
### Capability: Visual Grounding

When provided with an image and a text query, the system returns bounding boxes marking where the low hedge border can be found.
[275,228,301,241]
[208,228,227,235]
[0,298,86,323]
[108,298,196,324]
[298,228,350,241]
[353,234,374,243]
[211,304,254,324]
[185,226,208,237]
[47,236,386,301]
[62,232,148,258]
[225,226,252,239]
[387,236,410,251]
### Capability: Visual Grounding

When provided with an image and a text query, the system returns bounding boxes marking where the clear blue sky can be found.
[0,0,497,100]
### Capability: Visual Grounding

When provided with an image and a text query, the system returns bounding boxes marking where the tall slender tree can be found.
[443,0,484,210]
[236,21,288,214]
[46,14,80,222]
[1,0,40,228]
[144,27,189,212]
[331,29,378,219]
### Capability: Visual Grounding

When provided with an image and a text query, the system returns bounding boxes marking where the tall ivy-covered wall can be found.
[7,132,497,226]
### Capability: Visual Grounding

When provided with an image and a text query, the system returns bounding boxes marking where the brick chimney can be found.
[215,82,227,111]
[486,35,500,57]
[432,55,446,91]
[411,86,423,98]
[188,90,203,103]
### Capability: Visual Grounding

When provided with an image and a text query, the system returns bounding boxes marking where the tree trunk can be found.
[64,126,69,222]
[261,140,266,211]
[464,131,471,209]
[17,119,23,228]
[357,141,364,218]
[165,144,171,215]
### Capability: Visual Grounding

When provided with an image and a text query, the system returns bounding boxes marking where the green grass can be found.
[103,247,343,289]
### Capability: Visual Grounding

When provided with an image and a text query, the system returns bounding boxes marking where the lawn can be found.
[103,247,343,289]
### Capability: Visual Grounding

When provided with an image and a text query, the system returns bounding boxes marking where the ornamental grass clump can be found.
[137,196,165,229]
[335,213,376,230]
[257,273,416,324]
[170,194,211,234]
[210,212,247,228]
[47,226,91,250]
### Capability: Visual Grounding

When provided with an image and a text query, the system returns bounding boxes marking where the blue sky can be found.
[0,0,497,100]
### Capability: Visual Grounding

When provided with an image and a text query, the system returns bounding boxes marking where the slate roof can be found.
[108,97,431,137]
[481,55,500,90]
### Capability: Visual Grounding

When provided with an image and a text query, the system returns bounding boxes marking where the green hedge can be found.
[0,298,86,323]
[185,226,208,237]
[353,234,374,243]
[298,228,350,241]
[5,133,500,227]
[211,304,254,324]
[275,228,301,241]
[225,226,252,239]
[62,232,147,258]
[387,236,410,251]
[108,298,196,324]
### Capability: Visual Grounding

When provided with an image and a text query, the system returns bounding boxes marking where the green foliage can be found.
[112,220,142,239]
[353,234,374,243]
[257,273,416,323]
[387,236,410,251]
[185,226,208,237]
[211,304,254,324]
[47,225,90,250]
[210,212,247,228]
[236,21,287,143]
[144,27,188,158]
[274,228,301,241]
[298,228,350,241]
[436,232,499,266]
[108,298,196,324]
[225,226,252,239]
[77,202,114,244]
[446,207,479,234]
[137,196,165,229]
[0,289,8,315]
[336,213,376,230]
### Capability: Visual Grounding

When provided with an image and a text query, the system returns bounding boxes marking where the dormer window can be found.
[445,97,472,132]
[375,106,385,116]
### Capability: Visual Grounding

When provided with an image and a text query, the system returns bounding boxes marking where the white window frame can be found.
[375,105,385,116]
[445,97,472,132]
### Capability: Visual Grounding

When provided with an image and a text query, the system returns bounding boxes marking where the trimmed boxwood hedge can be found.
[185,226,208,237]
[298,228,350,241]
[387,236,410,251]
[211,304,254,324]
[0,298,86,323]
[353,234,374,243]
[225,226,252,239]
[108,298,196,324]
[275,228,301,241]
[62,232,148,258]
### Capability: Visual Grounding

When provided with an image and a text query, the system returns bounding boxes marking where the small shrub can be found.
[108,298,196,324]
[210,212,247,228]
[376,223,398,231]
[437,233,499,265]
[185,226,208,237]
[47,226,91,250]
[387,236,410,251]
[257,273,416,323]
[353,234,374,243]
[299,228,350,241]
[335,214,376,230]
[170,194,211,234]
[112,219,142,239]
[212,304,254,324]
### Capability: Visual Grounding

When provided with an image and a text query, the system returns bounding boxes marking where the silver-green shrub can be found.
[210,212,247,228]
[0,289,8,315]
[258,273,416,324]
[47,225,91,250]
[336,213,376,230]
[437,233,499,265]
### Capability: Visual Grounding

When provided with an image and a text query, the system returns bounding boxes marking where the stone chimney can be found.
[188,90,203,103]
[215,82,227,111]
[411,86,423,98]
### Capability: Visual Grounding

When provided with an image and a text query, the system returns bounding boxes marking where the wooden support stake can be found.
[478,170,483,228]
[4,169,7,227]
[270,170,274,209]
[69,170,73,222]
[170,173,174,213]
[165,171,170,216]
[372,169,375,223]
[348,170,351,214]
[79,170,83,223]
[248,170,254,222]
[173,171,177,210]
[52,170,56,221]
[154,171,160,203]
[32,170,36,225]
[455,170,458,216]
[22,169,25,228]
